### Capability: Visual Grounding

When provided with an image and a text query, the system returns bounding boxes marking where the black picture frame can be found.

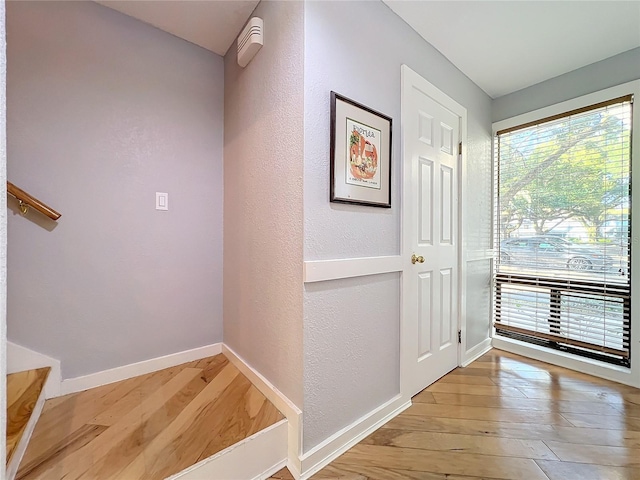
[330,91,392,208]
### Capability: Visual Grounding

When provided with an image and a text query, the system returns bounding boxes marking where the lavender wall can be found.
[223,0,305,407]
[7,1,224,379]
[303,0,493,451]
[493,47,640,121]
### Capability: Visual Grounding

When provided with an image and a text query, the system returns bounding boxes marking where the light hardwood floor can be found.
[16,354,284,480]
[272,349,640,480]
[6,367,50,466]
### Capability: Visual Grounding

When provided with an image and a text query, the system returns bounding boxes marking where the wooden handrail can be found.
[7,181,61,220]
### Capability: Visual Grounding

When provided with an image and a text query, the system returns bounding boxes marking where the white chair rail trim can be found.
[303,255,402,283]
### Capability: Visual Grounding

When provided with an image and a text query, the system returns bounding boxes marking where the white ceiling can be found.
[96,1,640,98]
[96,0,259,56]
[384,1,640,98]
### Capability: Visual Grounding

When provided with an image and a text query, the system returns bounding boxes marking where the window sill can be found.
[491,335,639,388]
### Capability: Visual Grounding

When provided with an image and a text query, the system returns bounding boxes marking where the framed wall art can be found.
[330,91,392,208]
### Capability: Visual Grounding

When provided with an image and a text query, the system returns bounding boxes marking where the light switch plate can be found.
[156,192,168,211]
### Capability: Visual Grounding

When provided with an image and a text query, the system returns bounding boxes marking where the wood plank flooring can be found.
[271,349,640,480]
[6,368,50,466]
[17,354,284,480]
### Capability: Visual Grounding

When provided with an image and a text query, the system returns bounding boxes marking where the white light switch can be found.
[156,192,168,211]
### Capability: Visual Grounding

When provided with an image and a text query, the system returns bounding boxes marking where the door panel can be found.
[441,165,453,244]
[440,123,454,154]
[419,113,434,146]
[440,268,453,348]
[419,158,434,245]
[418,271,433,358]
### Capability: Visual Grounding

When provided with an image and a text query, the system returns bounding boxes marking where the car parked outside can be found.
[499,236,615,271]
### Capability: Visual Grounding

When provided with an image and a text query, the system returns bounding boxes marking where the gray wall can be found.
[304,273,400,449]
[223,0,304,408]
[303,0,493,451]
[493,47,640,122]
[7,2,224,379]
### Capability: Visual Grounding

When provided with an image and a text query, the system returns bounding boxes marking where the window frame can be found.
[492,80,640,388]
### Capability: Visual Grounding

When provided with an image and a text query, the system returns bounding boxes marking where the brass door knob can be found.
[411,254,425,264]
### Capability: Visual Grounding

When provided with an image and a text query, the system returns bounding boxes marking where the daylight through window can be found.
[494,96,633,366]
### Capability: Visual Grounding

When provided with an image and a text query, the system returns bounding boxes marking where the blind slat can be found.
[494,323,630,358]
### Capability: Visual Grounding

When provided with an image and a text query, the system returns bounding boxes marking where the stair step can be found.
[6,367,50,479]
[16,354,285,480]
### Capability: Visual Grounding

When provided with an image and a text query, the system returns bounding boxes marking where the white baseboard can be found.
[6,370,48,480]
[166,419,288,480]
[60,343,222,396]
[299,395,411,479]
[286,460,301,480]
[492,336,639,388]
[259,459,289,480]
[7,341,61,398]
[461,337,492,367]
[222,344,303,477]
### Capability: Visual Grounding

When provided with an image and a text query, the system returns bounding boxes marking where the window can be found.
[494,95,632,366]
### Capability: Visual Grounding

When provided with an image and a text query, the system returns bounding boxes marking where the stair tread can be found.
[16,354,284,480]
[6,367,51,466]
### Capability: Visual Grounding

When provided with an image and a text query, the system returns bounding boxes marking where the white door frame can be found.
[400,65,469,399]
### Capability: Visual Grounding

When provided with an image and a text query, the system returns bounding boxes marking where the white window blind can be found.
[494,96,632,365]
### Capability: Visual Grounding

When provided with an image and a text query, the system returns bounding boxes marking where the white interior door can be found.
[402,65,464,398]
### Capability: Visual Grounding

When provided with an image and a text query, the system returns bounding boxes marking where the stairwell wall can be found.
[223,0,305,408]
[6,2,224,379]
